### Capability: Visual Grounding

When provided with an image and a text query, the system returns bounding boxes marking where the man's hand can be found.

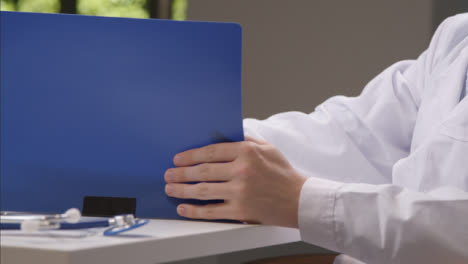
[164,136,307,228]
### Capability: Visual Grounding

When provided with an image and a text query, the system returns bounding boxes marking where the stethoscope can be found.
[0,208,149,236]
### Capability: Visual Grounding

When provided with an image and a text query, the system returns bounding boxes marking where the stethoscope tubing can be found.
[0,209,149,236]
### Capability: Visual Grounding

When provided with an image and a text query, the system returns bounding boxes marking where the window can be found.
[0,0,187,20]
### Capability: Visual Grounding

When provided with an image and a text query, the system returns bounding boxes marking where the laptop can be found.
[0,11,243,219]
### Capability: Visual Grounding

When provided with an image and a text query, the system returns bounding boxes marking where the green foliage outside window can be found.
[18,0,60,13]
[0,0,187,20]
[0,0,16,11]
[1,0,60,13]
[172,0,187,21]
[77,0,148,19]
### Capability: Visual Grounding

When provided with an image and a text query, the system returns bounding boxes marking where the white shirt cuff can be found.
[298,176,344,252]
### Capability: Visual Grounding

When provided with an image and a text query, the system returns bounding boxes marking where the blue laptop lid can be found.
[0,11,243,219]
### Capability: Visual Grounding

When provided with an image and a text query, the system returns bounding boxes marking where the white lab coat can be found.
[244,14,468,264]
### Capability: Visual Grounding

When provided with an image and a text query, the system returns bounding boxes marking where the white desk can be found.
[1,219,301,264]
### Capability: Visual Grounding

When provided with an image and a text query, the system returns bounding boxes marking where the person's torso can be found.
[392,37,468,192]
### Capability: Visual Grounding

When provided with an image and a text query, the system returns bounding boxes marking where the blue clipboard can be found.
[0,11,244,219]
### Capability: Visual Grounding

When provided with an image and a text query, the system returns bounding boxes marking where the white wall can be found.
[187,0,433,119]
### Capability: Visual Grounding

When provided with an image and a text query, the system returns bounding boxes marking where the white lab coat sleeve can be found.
[243,13,454,185]
[299,177,468,263]
[244,58,416,184]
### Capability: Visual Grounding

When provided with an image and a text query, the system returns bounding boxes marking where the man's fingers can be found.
[173,142,240,166]
[165,163,232,183]
[176,203,236,220]
[165,182,232,200]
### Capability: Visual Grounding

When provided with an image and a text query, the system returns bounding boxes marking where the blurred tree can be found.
[0,0,17,11]
[172,0,186,20]
[148,0,170,19]
[0,0,187,19]
[77,0,149,18]
[18,0,60,12]
[61,0,76,13]
[0,0,60,13]
[146,0,186,20]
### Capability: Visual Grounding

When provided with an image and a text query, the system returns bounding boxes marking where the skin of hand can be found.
[164,136,307,228]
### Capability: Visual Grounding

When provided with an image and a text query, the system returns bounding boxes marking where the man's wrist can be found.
[292,173,307,228]
[298,177,344,251]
